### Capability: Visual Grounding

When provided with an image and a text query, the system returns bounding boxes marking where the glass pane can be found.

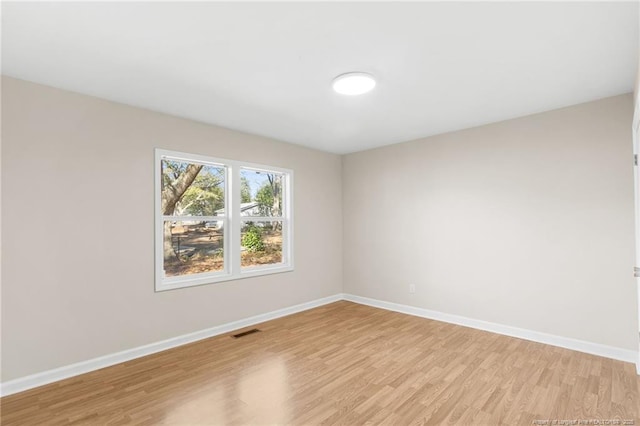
[239,168,284,217]
[161,159,225,217]
[163,220,224,277]
[241,221,283,268]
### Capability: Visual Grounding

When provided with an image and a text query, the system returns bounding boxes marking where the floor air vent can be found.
[232,328,261,338]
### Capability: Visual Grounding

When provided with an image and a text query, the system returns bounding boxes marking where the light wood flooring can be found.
[1,301,639,425]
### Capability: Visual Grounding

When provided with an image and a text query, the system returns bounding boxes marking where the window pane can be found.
[239,168,283,217]
[163,220,224,277]
[241,221,283,268]
[161,159,225,217]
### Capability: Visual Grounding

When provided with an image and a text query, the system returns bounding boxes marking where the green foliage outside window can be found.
[242,224,265,252]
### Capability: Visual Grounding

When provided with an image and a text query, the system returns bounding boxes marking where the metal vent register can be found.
[232,328,261,338]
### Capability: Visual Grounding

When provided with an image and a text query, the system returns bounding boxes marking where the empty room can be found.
[1,1,640,425]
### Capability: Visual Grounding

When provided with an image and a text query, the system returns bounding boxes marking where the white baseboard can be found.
[3,291,637,397]
[0,294,344,397]
[343,293,638,365]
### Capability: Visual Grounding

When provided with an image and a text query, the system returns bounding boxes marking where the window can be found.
[155,149,293,291]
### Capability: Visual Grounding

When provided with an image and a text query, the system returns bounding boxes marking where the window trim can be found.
[155,149,294,292]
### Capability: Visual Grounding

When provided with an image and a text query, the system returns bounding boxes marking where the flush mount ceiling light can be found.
[332,72,376,95]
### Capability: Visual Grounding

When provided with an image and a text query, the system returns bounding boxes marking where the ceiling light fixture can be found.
[332,72,376,95]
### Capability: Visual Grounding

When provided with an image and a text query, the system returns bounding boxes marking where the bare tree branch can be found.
[161,164,203,215]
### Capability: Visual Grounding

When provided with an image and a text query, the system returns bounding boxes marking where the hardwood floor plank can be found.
[2,301,638,425]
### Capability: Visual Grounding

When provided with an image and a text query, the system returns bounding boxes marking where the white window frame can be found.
[155,149,294,292]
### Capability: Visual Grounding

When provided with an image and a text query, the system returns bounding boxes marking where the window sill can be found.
[155,265,294,292]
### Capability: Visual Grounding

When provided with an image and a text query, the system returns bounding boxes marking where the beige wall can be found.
[0,77,343,381]
[2,77,637,383]
[636,6,640,105]
[343,94,638,351]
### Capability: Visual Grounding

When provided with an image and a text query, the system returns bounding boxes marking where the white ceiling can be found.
[2,2,638,154]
